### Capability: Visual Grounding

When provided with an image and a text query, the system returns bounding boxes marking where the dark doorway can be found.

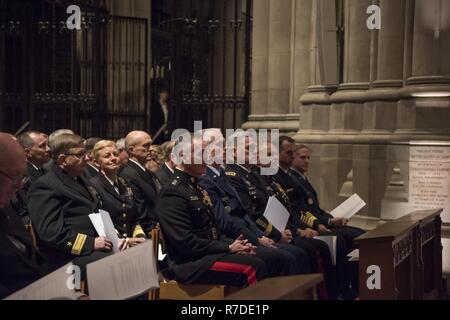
[151,0,252,134]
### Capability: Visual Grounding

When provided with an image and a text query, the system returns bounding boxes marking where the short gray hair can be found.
[51,134,84,162]
[116,138,126,151]
[49,129,75,151]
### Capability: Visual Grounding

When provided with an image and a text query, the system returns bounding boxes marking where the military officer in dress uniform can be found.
[89,140,147,248]
[0,133,48,298]
[197,129,300,277]
[256,139,345,299]
[289,144,365,298]
[289,145,365,251]
[119,131,161,235]
[157,133,267,287]
[12,131,51,224]
[28,134,113,273]
[224,132,312,275]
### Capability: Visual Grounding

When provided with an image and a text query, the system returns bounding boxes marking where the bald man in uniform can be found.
[119,131,161,235]
[0,133,48,298]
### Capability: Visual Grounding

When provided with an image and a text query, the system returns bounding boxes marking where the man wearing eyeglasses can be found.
[0,132,48,298]
[119,131,161,235]
[11,131,51,224]
[27,134,112,274]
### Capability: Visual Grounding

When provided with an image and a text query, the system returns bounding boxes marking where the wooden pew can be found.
[224,274,324,300]
[396,209,443,299]
[356,208,443,300]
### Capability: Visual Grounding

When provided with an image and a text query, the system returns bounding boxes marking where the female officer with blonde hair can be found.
[89,140,146,249]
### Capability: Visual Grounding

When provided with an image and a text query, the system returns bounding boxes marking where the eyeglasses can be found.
[0,169,28,185]
[64,151,88,159]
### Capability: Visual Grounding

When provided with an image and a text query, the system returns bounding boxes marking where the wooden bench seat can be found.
[224,274,324,300]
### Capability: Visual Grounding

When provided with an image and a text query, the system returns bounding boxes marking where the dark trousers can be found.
[195,254,267,287]
[274,243,311,274]
[330,226,364,298]
[255,246,299,277]
[333,226,365,252]
[313,231,353,298]
[293,236,340,299]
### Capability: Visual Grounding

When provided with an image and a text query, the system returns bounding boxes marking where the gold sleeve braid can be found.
[300,211,318,228]
[71,233,87,255]
[132,225,146,238]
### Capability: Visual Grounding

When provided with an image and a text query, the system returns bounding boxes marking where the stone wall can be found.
[244,0,450,278]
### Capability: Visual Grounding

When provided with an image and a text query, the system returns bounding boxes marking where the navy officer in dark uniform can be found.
[289,144,364,298]
[198,129,300,277]
[28,134,112,273]
[255,139,344,298]
[89,140,147,249]
[289,144,365,252]
[224,132,312,274]
[157,132,267,287]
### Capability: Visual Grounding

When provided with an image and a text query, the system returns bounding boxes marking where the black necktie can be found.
[148,171,161,192]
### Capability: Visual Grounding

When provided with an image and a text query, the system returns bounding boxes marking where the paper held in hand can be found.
[330,193,366,220]
[5,264,81,300]
[89,209,121,253]
[263,196,290,232]
[86,239,159,300]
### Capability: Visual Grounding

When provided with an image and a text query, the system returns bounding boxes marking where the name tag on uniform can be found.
[190,196,199,201]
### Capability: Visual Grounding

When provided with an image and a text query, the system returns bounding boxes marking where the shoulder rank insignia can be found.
[171,178,180,186]
[225,171,236,177]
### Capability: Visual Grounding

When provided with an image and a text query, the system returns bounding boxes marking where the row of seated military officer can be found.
[0,128,364,300]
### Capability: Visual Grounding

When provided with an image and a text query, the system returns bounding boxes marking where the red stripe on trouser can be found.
[209,261,257,285]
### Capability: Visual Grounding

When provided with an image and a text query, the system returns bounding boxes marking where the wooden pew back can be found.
[356,209,443,300]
